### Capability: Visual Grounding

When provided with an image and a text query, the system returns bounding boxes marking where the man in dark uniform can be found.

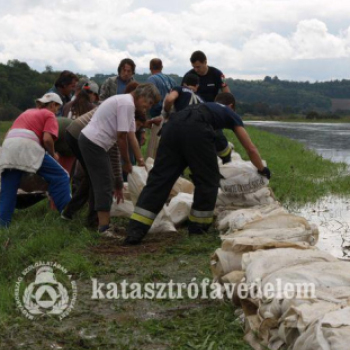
[124,93,271,245]
[182,50,232,162]
[164,74,231,164]
[181,50,230,102]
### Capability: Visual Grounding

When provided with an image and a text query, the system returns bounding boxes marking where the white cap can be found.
[36,93,63,105]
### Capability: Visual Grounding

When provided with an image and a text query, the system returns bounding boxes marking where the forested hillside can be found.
[1,59,350,121]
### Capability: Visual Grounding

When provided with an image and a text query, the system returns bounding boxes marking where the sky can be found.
[0,0,350,82]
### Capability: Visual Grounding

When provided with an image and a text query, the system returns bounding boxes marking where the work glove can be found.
[258,167,271,179]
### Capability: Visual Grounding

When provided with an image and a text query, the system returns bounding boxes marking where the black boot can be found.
[123,220,149,245]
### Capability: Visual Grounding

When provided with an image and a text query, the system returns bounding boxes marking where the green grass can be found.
[226,126,350,206]
[1,121,350,349]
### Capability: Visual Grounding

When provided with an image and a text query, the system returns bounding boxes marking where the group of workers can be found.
[0,50,271,245]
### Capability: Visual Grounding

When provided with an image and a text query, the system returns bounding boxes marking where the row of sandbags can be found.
[111,151,276,234]
[211,180,350,349]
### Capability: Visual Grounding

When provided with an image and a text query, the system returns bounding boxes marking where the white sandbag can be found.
[242,248,338,283]
[222,227,317,246]
[220,171,269,195]
[216,187,276,208]
[145,157,154,172]
[219,158,265,180]
[292,307,350,350]
[261,262,350,301]
[127,166,148,205]
[217,203,287,233]
[170,177,194,198]
[110,200,134,218]
[167,192,193,226]
[241,213,312,231]
[149,207,177,234]
[210,248,244,279]
[222,237,312,253]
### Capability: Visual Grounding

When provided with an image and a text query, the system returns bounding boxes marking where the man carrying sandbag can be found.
[125,92,271,245]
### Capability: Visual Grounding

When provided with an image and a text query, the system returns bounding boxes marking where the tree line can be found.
[1,59,349,121]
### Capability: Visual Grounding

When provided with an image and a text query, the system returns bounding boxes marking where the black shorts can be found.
[78,133,113,212]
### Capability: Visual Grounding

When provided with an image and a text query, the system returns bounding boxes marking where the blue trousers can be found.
[0,154,71,227]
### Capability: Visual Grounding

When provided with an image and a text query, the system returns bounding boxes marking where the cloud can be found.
[0,0,350,81]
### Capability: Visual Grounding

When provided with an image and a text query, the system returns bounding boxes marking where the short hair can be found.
[118,58,136,75]
[215,93,236,109]
[134,83,161,105]
[149,58,163,71]
[124,81,139,93]
[183,73,199,87]
[54,70,78,88]
[190,50,207,64]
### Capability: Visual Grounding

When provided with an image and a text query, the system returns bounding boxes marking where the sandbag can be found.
[210,248,244,279]
[166,192,193,226]
[217,203,287,233]
[242,248,338,283]
[222,237,312,254]
[170,177,194,198]
[221,227,317,246]
[127,166,148,205]
[149,207,177,234]
[216,187,276,208]
[292,307,350,350]
[241,213,312,231]
[110,199,134,218]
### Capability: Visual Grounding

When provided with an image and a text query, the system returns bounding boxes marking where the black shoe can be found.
[188,223,210,235]
[123,229,147,245]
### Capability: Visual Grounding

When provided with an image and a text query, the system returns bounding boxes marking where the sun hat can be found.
[36,93,63,105]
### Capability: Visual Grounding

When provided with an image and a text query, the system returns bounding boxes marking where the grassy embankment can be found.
[0,121,349,350]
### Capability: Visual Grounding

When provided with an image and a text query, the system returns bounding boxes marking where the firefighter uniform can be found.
[125,103,244,245]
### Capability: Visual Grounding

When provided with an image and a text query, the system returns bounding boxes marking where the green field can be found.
[0,122,349,349]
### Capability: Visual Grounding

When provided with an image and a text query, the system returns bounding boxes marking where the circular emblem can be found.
[15,262,77,320]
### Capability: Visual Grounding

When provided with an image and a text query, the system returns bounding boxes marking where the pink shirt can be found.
[11,108,59,143]
[82,94,136,151]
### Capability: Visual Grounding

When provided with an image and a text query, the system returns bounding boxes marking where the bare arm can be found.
[117,131,132,173]
[163,90,179,114]
[233,126,264,171]
[128,132,144,166]
[222,85,230,93]
[42,132,57,158]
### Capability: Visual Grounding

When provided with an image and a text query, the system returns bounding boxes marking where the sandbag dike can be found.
[113,151,350,350]
[210,153,350,350]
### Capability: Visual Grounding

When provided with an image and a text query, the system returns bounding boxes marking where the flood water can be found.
[245,121,350,259]
[245,121,350,165]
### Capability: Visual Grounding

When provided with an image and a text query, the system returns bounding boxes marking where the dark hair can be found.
[54,70,78,88]
[183,73,199,87]
[70,89,93,116]
[149,58,163,71]
[124,81,139,93]
[190,50,207,64]
[215,93,236,110]
[117,58,136,75]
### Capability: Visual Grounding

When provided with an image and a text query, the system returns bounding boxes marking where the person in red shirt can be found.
[0,93,72,228]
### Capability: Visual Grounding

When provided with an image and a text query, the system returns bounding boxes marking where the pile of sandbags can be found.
[110,161,195,233]
[211,192,350,350]
[216,150,275,209]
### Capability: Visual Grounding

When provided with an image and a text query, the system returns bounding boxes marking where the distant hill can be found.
[0,59,350,121]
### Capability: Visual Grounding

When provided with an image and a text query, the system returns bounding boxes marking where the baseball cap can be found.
[36,93,63,105]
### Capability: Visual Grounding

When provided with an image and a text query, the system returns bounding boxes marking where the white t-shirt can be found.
[82,94,136,151]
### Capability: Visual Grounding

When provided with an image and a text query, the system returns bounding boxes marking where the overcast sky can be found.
[0,0,349,82]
